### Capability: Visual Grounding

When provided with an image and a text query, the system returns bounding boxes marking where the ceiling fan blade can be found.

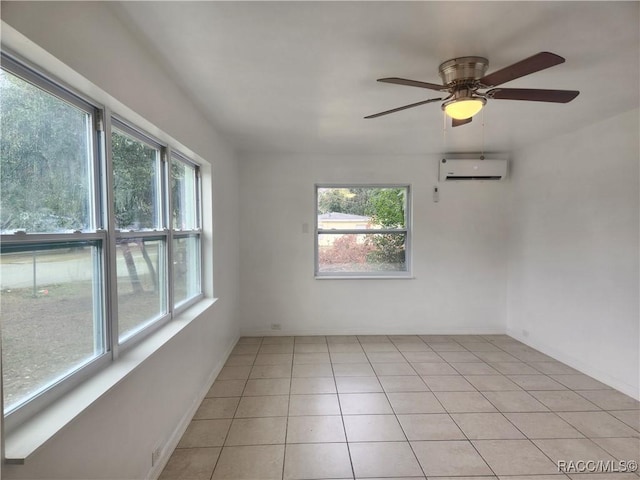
[378,77,448,91]
[479,52,566,87]
[452,117,472,127]
[488,88,579,103]
[364,97,442,119]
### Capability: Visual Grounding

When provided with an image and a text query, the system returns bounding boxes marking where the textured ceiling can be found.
[113,1,639,156]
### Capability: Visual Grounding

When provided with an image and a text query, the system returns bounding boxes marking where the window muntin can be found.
[0,68,95,234]
[316,186,410,276]
[0,240,105,414]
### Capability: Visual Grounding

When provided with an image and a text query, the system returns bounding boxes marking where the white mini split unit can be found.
[439,158,508,181]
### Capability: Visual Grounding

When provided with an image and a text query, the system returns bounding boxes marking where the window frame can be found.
[170,151,204,313]
[0,51,206,433]
[0,53,110,431]
[109,117,172,347]
[314,184,412,278]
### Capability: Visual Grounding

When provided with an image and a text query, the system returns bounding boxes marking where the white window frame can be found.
[170,151,204,313]
[314,184,412,278]
[0,51,206,434]
[109,117,171,347]
[0,53,110,431]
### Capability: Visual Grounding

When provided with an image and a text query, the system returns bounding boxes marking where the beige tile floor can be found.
[159,335,640,480]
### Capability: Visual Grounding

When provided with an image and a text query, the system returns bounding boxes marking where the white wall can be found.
[506,109,640,399]
[239,153,509,336]
[1,2,240,478]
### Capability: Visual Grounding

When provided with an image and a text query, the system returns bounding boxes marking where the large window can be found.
[0,61,106,421]
[315,186,411,277]
[0,54,204,430]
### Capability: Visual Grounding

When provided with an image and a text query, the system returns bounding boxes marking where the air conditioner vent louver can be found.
[439,158,507,182]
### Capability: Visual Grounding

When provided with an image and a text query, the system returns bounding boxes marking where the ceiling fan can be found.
[365,52,579,127]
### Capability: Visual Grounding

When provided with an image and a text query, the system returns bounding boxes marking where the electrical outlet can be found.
[271,323,282,331]
[152,446,162,466]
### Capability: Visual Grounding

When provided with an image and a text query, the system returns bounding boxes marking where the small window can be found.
[315,186,410,276]
[171,153,202,308]
[171,158,198,231]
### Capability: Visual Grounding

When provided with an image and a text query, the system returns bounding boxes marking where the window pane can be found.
[111,129,161,231]
[171,159,198,230]
[173,234,201,306]
[116,237,166,341]
[0,69,93,233]
[318,232,407,273]
[317,187,406,230]
[0,242,104,413]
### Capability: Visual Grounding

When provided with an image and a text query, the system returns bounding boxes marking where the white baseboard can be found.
[241,328,506,337]
[507,328,639,400]
[147,334,239,480]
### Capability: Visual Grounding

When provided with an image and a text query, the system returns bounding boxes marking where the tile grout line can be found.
[209,337,262,480]
[330,337,356,480]
[417,337,500,479]
[160,334,639,480]
[390,336,435,479]
[280,338,295,480]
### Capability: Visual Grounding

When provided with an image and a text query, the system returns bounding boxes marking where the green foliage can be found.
[1,70,90,232]
[111,130,159,230]
[317,187,373,216]
[317,187,407,270]
[317,187,405,227]
[365,188,405,228]
[365,188,406,267]
[0,70,167,295]
[365,233,406,268]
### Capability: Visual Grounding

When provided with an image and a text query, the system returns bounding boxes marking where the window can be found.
[171,153,202,309]
[111,123,168,341]
[0,59,107,421]
[0,54,204,430]
[315,186,411,277]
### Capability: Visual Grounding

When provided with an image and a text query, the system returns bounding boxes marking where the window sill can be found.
[3,297,217,464]
[315,275,415,280]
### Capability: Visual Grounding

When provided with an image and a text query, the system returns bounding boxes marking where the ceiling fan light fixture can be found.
[443,97,486,120]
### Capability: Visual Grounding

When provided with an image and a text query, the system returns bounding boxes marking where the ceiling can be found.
[112,1,639,156]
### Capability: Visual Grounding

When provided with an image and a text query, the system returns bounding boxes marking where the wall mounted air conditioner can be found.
[439,158,508,181]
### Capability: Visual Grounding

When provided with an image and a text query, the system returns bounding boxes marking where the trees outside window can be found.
[316,186,410,276]
[0,55,203,430]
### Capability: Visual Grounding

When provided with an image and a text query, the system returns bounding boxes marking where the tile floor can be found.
[159,334,640,480]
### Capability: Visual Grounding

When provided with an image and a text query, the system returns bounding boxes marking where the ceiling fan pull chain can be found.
[481,109,485,159]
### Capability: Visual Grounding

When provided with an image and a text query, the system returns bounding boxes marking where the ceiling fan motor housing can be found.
[438,56,489,86]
